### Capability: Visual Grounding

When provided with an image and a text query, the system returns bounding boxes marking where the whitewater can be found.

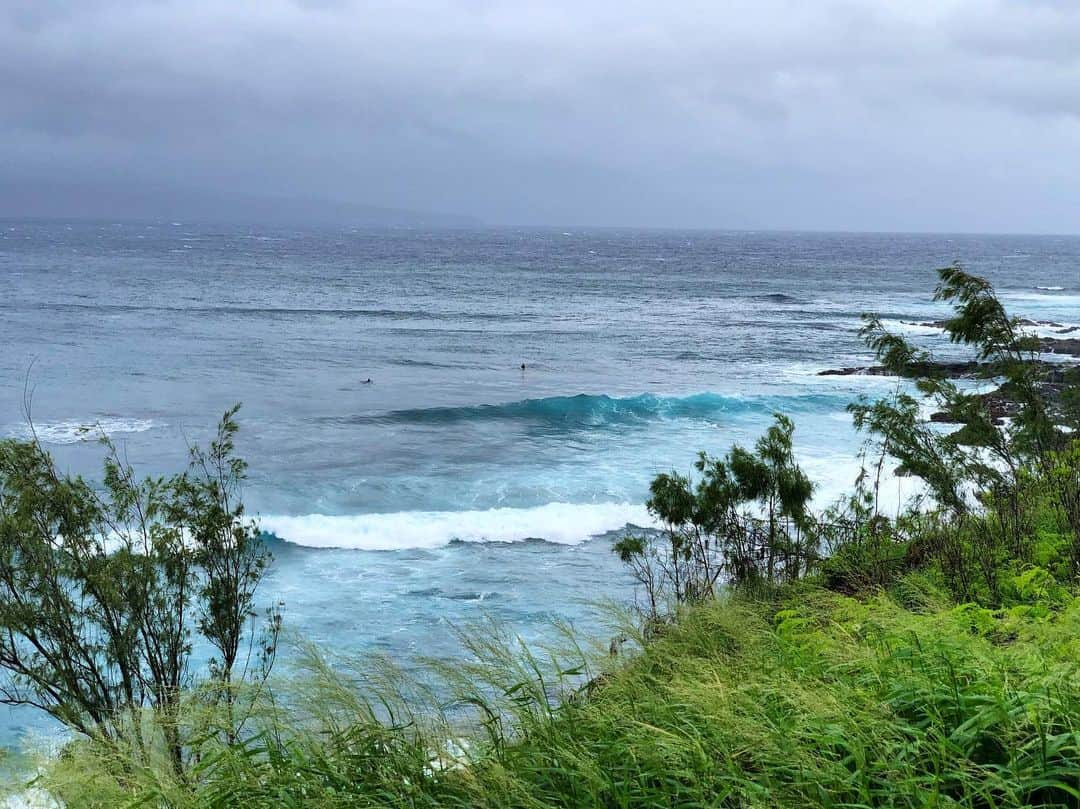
[2,223,1080,753]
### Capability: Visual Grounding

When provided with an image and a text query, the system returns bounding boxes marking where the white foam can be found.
[887,316,1079,343]
[802,452,924,518]
[5,418,155,445]
[2,786,60,809]
[1004,292,1080,305]
[1,732,67,808]
[261,502,655,551]
[1021,321,1080,339]
[884,319,947,337]
[1035,286,1065,291]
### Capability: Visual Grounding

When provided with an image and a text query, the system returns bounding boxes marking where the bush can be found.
[0,405,279,779]
[614,414,815,619]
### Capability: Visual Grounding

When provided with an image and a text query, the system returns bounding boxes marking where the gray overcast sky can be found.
[2,0,1079,231]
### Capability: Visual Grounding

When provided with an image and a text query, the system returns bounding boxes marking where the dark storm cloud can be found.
[2,0,1079,231]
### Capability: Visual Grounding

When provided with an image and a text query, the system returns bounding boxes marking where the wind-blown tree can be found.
[0,405,279,777]
[614,414,815,618]
[730,414,815,581]
[851,263,1080,593]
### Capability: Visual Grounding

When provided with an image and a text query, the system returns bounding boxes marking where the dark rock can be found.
[912,318,1076,340]
[1020,318,1065,329]
[822,320,1080,433]
[818,360,986,378]
[1040,337,1080,357]
[818,366,882,377]
[928,392,1014,427]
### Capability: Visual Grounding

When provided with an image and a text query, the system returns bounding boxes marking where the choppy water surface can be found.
[2,223,1080,749]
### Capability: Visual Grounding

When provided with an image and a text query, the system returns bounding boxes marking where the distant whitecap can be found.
[5,418,155,445]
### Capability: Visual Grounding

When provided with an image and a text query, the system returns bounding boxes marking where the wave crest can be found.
[260,502,653,551]
[331,392,843,430]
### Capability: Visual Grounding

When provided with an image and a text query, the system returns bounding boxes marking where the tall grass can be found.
[23,568,1080,808]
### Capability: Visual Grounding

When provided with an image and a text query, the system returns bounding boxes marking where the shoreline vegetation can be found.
[3,264,1080,807]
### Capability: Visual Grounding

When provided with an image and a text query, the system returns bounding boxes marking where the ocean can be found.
[2,222,1080,752]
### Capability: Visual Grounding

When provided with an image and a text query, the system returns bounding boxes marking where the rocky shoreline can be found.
[819,321,1080,425]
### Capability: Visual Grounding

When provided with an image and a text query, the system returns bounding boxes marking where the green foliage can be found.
[0,405,278,778]
[819,533,909,595]
[614,414,815,619]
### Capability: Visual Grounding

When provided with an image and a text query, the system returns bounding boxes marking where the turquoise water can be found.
[2,223,1079,750]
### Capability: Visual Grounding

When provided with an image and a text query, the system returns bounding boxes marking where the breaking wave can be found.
[4,417,156,445]
[260,502,654,551]
[329,392,846,430]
